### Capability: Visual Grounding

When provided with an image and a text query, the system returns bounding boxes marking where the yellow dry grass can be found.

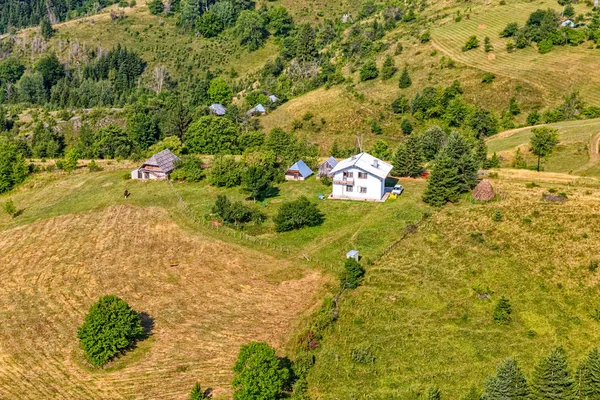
[0,205,326,399]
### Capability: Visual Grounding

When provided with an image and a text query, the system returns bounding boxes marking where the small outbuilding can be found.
[268,95,279,103]
[285,160,313,181]
[346,250,359,261]
[131,149,180,181]
[472,179,495,201]
[247,104,266,116]
[317,156,338,178]
[561,19,576,28]
[209,103,227,116]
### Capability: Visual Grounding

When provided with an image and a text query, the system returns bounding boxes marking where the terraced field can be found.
[0,205,325,399]
[432,0,600,107]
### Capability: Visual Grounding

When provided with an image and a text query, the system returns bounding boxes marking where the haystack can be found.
[472,179,495,201]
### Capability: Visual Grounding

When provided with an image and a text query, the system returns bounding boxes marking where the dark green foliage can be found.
[422,151,463,206]
[371,121,383,135]
[209,156,244,187]
[0,140,28,194]
[341,258,365,289]
[77,295,145,367]
[83,45,145,93]
[538,39,553,54]
[0,57,25,84]
[185,116,239,155]
[420,126,446,161]
[381,55,397,80]
[359,60,379,81]
[126,104,160,150]
[196,10,224,37]
[445,96,471,127]
[445,132,478,192]
[170,155,204,182]
[509,97,521,116]
[401,118,413,135]
[493,296,512,324]
[208,77,232,105]
[463,35,480,51]
[40,18,54,39]
[530,347,576,400]
[399,66,412,89]
[31,122,65,158]
[468,108,498,138]
[483,358,529,400]
[393,135,424,178]
[486,152,501,169]
[482,72,496,84]
[147,0,164,14]
[18,73,47,104]
[500,22,520,38]
[241,165,274,201]
[392,95,410,114]
[235,10,268,51]
[212,195,264,225]
[371,139,390,160]
[295,23,318,61]
[232,342,289,400]
[576,348,600,397]
[190,382,208,400]
[34,53,64,90]
[94,125,133,159]
[474,138,488,167]
[425,386,442,400]
[527,110,541,126]
[530,127,559,171]
[2,198,17,217]
[267,6,294,37]
[274,196,323,232]
[484,36,493,52]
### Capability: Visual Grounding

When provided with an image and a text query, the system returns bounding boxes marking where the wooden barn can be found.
[131,149,180,180]
[317,156,338,178]
[285,160,313,181]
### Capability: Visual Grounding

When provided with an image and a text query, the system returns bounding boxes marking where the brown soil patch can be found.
[478,24,487,29]
[0,205,324,399]
[487,53,496,61]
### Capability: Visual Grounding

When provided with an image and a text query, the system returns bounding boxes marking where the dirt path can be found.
[589,132,600,163]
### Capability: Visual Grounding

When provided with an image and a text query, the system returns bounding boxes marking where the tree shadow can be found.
[262,186,280,200]
[385,176,399,187]
[203,388,213,398]
[139,312,154,336]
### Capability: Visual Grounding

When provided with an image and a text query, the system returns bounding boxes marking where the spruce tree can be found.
[484,358,529,400]
[512,148,527,169]
[530,347,576,400]
[445,132,478,192]
[576,348,600,397]
[393,135,424,178]
[422,150,462,206]
[381,55,397,80]
[190,382,207,399]
[399,66,412,89]
[474,137,488,168]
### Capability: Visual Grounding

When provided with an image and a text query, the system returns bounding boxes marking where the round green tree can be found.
[77,295,145,367]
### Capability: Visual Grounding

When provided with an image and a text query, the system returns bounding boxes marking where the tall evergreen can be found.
[576,348,600,398]
[399,66,412,89]
[530,347,576,400]
[445,132,478,192]
[422,150,462,206]
[393,135,423,178]
[483,358,529,400]
[381,55,397,80]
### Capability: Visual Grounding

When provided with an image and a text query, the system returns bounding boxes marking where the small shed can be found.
[209,103,227,116]
[472,179,495,201]
[268,95,279,103]
[131,149,180,180]
[317,156,338,178]
[346,250,359,261]
[247,104,266,116]
[561,19,576,28]
[285,160,313,181]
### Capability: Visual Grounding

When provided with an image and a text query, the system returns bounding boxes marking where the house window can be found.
[346,185,354,192]
[359,187,367,194]
[358,172,367,179]
[344,171,354,178]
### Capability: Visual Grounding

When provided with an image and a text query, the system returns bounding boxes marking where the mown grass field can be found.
[308,170,600,398]
[486,118,600,176]
[432,0,600,107]
[0,165,428,399]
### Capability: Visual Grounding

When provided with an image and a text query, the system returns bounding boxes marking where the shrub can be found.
[462,35,480,51]
[232,342,289,400]
[2,199,17,217]
[147,0,163,14]
[190,382,209,400]
[484,36,493,52]
[401,118,413,135]
[398,66,412,89]
[88,160,102,172]
[371,121,382,135]
[341,258,365,289]
[320,175,332,186]
[77,295,145,367]
[420,30,431,43]
[209,156,244,187]
[500,22,520,38]
[538,39,553,54]
[359,60,379,81]
[274,196,324,232]
[493,209,503,222]
[392,95,410,114]
[493,296,512,324]
[482,72,496,84]
[212,195,264,225]
[170,155,204,182]
[589,260,599,272]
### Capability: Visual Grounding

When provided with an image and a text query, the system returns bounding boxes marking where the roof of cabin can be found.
[287,160,313,177]
[329,152,393,180]
[142,149,180,174]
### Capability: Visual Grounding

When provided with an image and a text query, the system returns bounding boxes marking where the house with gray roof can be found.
[268,95,280,103]
[247,104,267,116]
[209,103,227,116]
[317,156,338,178]
[285,160,313,181]
[329,152,393,201]
[131,149,180,180]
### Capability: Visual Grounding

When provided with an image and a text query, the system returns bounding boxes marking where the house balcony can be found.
[333,178,354,185]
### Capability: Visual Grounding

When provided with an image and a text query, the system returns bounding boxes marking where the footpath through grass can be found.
[307,174,600,398]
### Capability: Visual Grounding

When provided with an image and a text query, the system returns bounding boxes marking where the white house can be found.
[329,152,393,201]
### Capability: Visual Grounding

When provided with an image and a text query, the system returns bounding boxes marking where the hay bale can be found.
[472,179,495,201]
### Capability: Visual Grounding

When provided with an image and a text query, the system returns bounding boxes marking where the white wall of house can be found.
[131,169,168,180]
[331,167,385,200]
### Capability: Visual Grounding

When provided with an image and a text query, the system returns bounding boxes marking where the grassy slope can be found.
[308,170,600,398]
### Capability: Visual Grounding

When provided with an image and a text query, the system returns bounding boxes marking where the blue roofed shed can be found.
[285,160,313,181]
[561,19,575,28]
[346,250,359,261]
[209,103,227,116]
[247,104,267,116]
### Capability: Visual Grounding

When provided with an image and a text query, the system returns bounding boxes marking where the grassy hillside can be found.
[308,169,600,398]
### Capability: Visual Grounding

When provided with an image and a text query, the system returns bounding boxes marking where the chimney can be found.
[373,159,379,168]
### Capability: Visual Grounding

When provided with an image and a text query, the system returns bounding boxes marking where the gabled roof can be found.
[329,152,393,180]
[320,156,338,168]
[142,149,180,174]
[268,95,279,103]
[288,160,313,178]
[561,19,575,27]
[209,103,227,116]
[247,104,266,116]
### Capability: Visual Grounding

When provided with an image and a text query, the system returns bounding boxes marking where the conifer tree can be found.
[484,358,529,400]
[381,55,397,80]
[512,148,527,169]
[576,348,600,397]
[422,150,462,206]
[530,347,576,400]
[474,137,488,167]
[393,135,424,178]
[399,66,412,89]
[190,381,207,400]
[445,132,478,192]
[40,18,54,39]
